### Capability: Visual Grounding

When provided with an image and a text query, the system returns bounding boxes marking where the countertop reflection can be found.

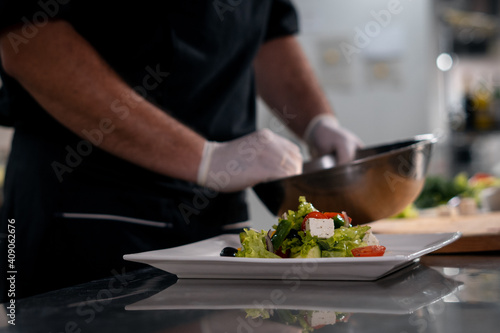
[1,253,500,333]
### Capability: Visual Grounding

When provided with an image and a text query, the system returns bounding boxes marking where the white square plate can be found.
[124,232,461,281]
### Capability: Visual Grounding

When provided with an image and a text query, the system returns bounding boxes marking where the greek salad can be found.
[221,196,386,259]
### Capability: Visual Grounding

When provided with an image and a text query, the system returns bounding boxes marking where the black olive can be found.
[286,229,300,239]
[220,247,238,257]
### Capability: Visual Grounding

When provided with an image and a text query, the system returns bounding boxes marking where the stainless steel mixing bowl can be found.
[253,134,437,224]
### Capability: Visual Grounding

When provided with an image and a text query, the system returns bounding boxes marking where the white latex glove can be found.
[304,114,363,165]
[197,129,303,192]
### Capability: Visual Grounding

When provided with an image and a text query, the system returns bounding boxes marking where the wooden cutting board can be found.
[367,211,500,253]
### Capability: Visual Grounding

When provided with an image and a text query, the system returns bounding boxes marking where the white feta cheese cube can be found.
[362,230,380,246]
[306,218,335,238]
[307,310,337,327]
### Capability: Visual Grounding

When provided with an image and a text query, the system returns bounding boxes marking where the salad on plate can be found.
[221,196,386,259]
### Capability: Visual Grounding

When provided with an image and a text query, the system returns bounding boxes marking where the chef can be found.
[0,0,362,300]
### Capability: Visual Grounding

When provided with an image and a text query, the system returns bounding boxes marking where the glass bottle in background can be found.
[490,74,500,129]
[463,77,476,131]
[472,79,494,130]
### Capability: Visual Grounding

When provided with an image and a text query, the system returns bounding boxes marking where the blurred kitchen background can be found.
[0,0,498,226]
[250,0,500,228]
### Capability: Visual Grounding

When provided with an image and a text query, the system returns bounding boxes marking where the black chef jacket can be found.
[0,0,299,300]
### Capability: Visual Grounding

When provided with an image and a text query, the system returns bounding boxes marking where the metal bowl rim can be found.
[274,133,437,184]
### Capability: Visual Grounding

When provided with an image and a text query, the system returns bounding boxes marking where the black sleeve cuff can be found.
[264,0,300,42]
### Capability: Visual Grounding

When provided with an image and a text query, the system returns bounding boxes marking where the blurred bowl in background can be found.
[253,134,437,224]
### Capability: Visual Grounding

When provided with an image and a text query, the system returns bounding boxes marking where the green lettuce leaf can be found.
[294,231,319,258]
[236,229,280,259]
[279,231,320,258]
[317,225,370,257]
[279,236,301,253]
[245,308,271,320]
[275,196,316,231]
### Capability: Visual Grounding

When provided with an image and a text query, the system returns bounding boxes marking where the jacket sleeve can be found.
[0,0,72,34]
[264,0,300,42]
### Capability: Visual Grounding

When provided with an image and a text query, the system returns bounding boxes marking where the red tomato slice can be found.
[469,172,495,186]
[323,211,352,223]
[275,247,289,258]
[301,211,327,230]
[351,245,386,257]
[471,172,492,180]
[323,212,339,218]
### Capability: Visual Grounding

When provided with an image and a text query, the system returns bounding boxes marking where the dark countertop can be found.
[1,253,500,333]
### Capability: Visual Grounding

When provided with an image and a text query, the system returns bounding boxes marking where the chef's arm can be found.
[253,35,332,137]
[0,20,302,190]
[253,35,362,163]
[0,20,205,182]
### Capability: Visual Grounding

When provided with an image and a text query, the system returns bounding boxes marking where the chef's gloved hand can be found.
[197,129,303,192]
[304,114,363,165]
